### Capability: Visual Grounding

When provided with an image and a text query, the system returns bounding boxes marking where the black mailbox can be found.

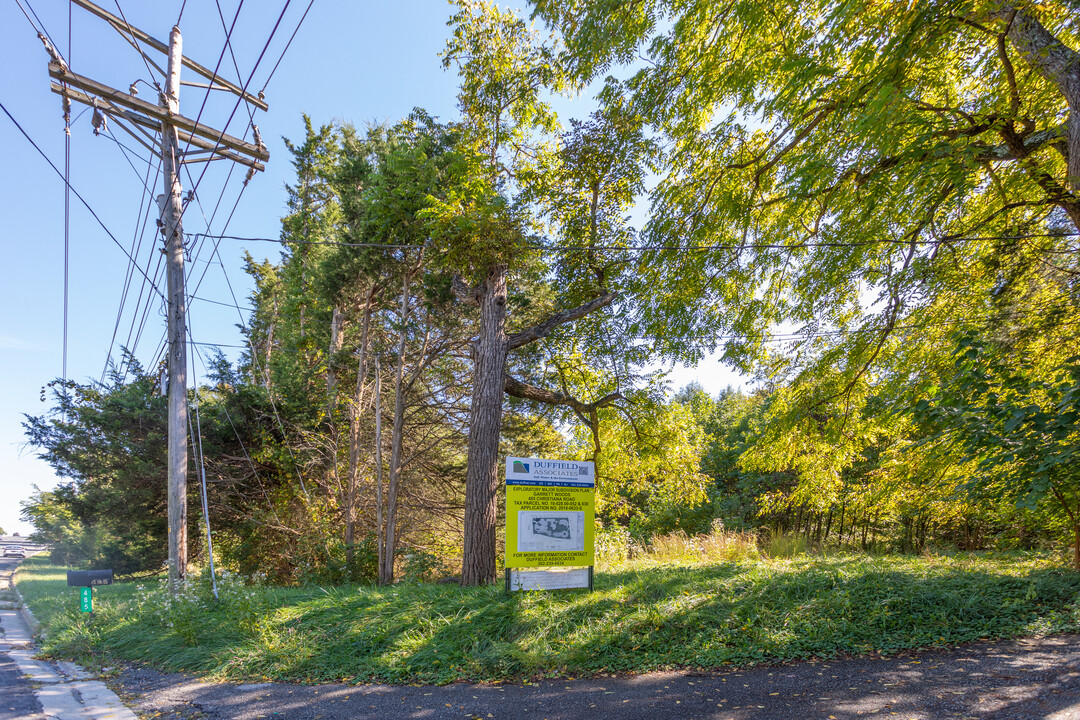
[67,569,113,587]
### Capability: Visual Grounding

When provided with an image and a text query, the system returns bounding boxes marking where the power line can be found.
[111,0,165,83]
[17,0,64,63]
[188,340,290,534]
[259,0,314,94]
[176,0,287,232]
[188,180,249,302]
[191,294,254,312]
[172,0,245,179]
[184,300,219,599]
[63,0,72,395]
[12,0,42,34]
[101,146,163,383]
[212,0,257,127]
[1,98,166,302]
[191,231,1080,254]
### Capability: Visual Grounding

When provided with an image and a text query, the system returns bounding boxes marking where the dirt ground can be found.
[108,633,1080,720]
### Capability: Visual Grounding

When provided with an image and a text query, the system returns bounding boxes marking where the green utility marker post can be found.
[79,586,93,613]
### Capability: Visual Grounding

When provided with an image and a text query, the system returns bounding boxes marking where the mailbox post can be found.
[67,570,113,614]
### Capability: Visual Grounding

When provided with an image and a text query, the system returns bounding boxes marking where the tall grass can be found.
[598,524,759,570]
[17,549,1080,685]
[643,528,760,566]
[760,530,811,559]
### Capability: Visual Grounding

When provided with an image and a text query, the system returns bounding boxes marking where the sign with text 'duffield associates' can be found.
[505,457,595,569]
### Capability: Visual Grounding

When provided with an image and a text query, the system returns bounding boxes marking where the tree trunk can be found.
[373,355,385,582]
[263,298,277,389]
[1073,521,1079,571]
[1004,7,1080,200]
[345,286,375,571]
[382,271,412,585]
[327,305,343,417]
[461,264,508,586]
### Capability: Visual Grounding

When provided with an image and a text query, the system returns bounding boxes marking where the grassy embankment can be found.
[15,542,1080,685]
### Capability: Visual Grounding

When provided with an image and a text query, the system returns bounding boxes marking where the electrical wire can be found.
[1,99,166,301]
[259,0,314,94]
[121,248,167,380]
[191,294,254,312]
[190,230,1080,254]
[111,1,165,83]
[153,0,315,508]
[173,0,246,192]
[12,0,41,34]
[188,340,290,534]
[19,0,63,61]
[212,0,257,127]
[101,143,163,383]
[184,306,219,599]
[63,0,72,394]
[175,0,289,237]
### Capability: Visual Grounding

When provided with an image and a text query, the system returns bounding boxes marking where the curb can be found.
[8,563,43,639]
[13,583,42,639]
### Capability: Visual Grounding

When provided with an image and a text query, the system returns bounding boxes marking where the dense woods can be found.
[22,0,1080,579]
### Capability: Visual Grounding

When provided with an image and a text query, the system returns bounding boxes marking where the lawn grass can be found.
[15,551,1080,685]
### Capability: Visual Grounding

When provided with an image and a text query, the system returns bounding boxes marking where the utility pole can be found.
[46,1,270,592]
[162,26,187,591]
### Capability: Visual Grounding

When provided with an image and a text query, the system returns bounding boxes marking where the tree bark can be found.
[327,305,343,417]
[382,271,412,585]
[1004,6,1080,193]
[461,263,508,586]
[506,291,618,350]
[345,285,376,570]
[373,355,385,582]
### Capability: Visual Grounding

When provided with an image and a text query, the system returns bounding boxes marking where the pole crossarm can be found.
[50,82,266,170]
[49,62,269,167]
[70,0,269,111]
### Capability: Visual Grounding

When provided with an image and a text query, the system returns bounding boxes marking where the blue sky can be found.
[0,0,744,535]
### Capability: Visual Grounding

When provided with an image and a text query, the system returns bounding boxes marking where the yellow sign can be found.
[505,457,595,568]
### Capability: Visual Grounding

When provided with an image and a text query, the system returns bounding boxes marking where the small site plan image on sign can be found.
[505,456,595,568]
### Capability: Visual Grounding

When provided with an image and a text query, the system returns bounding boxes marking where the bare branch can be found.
[506,291,618,351]
[504,372,617,406]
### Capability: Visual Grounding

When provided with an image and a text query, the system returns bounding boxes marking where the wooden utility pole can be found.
[47,2,270,592]
[162,26,188,591]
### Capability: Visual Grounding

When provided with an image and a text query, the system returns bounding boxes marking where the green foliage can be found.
[19,551,1080,684]
[572,391,710,532]
[531,0,1080,564]
[21,359,169,575]
[918,333,1080,563]
[20,487,95,568]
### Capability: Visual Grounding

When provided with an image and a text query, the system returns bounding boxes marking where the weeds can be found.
[761,530,810,559]
[16,549,1080,685]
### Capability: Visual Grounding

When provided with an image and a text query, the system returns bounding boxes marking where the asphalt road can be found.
[4,542,1079,719]
[110,633,1080,720]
